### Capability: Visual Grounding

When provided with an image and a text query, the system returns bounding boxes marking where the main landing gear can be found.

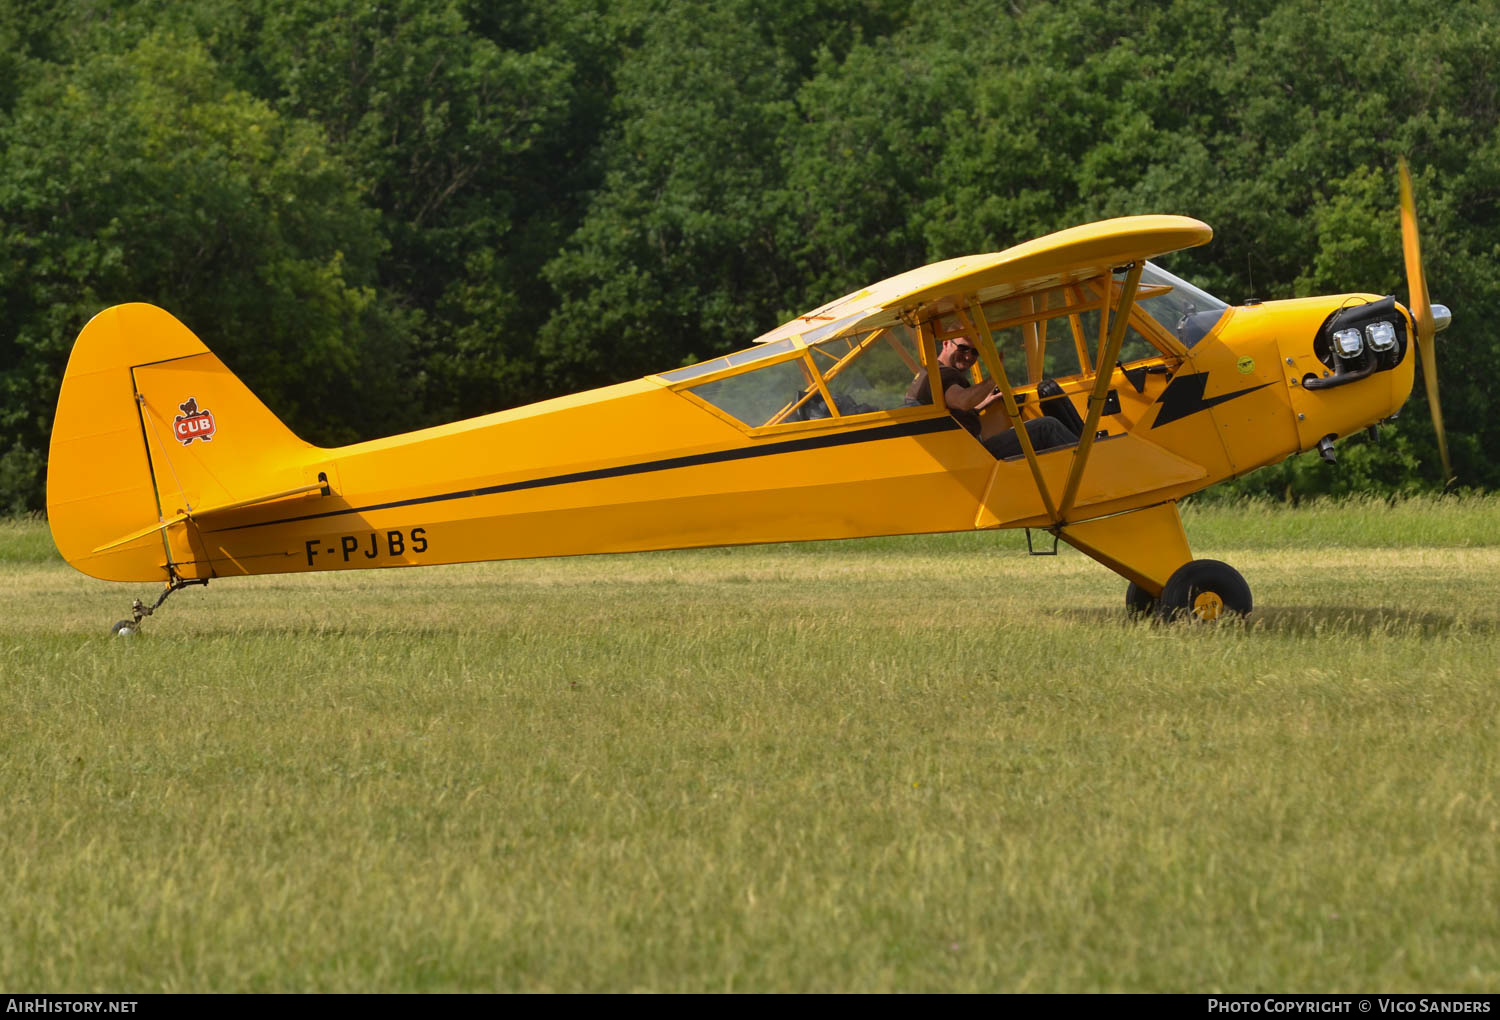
[1126,559,1252,622]
[1054,502,1251,623]
[111,574,210,636]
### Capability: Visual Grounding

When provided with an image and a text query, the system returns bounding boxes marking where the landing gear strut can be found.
[111,574,209,636]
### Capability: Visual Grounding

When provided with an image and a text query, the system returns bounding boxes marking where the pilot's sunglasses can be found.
[953,343,978,356]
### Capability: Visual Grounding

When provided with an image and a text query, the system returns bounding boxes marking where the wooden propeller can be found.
[1398,157,1451,481]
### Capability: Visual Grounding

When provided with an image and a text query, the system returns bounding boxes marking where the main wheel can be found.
[111,619,138,637]
[1125,581,1157,616]
[1156,559,1252,622]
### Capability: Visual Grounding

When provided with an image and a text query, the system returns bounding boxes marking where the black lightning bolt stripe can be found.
[209,414,965,534]
[1150,373,1272,429]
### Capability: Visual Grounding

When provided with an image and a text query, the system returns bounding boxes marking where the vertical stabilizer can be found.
[47,304,317,582]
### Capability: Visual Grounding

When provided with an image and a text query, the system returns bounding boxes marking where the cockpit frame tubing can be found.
[1023,293,1045,386]
[913,317,954,429]
[883,330,921,376]
[808,327,893,387]
[761,355,824,426]
[804,353,840,421]
[983,291,1105,333]
[1058,260,1146,520]
[1067,284,1095,374]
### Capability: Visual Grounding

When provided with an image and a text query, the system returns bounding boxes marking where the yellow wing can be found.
[752,215,1213,346]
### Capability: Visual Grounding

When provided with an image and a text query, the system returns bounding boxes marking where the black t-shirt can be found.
[905,366,982,436]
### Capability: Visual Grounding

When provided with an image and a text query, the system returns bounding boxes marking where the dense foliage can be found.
[3,0,1497,512]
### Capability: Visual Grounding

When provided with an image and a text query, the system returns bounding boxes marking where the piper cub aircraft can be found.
[48,164,1450,632]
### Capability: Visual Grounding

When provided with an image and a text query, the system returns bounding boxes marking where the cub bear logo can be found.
[172,397,217,445]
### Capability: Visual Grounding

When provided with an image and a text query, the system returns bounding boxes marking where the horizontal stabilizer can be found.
[90,481,330,554]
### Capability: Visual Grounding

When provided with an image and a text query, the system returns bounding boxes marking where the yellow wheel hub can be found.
[1191,591,1225,620]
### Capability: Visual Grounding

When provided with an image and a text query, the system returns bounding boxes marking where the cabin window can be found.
[933,285,1098,387]
[679,322,928,428]
[686,356,814,426]
[982,316,1087,385]
[1068,306,1161,368]
[805,324,923,416]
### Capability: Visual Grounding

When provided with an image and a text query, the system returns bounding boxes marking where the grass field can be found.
[2,497,1497,992]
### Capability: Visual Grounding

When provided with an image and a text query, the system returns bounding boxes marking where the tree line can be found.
[3,0,1497,513]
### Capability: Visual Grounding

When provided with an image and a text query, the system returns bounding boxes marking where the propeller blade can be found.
[1398,158,1452,481]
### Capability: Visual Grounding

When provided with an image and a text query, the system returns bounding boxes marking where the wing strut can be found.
[969,300,1060,522]
[1057,261,1146,520]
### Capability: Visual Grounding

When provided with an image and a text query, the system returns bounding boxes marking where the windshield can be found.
[1132,262,1228,348]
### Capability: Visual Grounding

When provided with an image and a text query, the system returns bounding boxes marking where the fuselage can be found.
[163,293,1414,581]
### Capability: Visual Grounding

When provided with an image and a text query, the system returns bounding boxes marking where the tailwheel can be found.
[109,574,210,636]
[1125,582,1157,617]
[1156,559,1252,622]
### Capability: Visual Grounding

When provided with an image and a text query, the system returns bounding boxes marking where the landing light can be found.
[1332,327,1364,359]
[1365,320,1397,352]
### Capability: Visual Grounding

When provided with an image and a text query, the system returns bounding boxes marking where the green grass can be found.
[2,499,1498,992]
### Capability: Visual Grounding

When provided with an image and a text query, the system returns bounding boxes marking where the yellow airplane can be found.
[47,163,1450,632]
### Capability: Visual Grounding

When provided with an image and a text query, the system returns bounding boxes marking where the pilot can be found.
[904,336,1077,459]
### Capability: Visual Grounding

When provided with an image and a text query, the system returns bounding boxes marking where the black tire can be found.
[1156,559,1252,622]
[111,619,137,636]
[1125,581,1157,616]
